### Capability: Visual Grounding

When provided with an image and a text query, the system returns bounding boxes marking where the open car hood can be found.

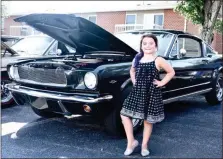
[14,13,137,55]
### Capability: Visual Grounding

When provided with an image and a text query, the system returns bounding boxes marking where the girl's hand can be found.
[153,79,164,88]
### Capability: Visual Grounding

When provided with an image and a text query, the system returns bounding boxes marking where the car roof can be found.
[24,34,50,38]
[117,29,192,35]
[1,35,22,38]
[1,35,23,40]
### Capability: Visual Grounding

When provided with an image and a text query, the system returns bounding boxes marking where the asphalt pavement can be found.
[1,96,222,158]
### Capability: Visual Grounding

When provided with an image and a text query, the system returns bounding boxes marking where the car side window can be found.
[206,45,215,54]
[178,37,201,58]
[48,41,58,55]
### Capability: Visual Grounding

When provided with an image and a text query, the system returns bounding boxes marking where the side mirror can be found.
[56,49,62,55]
[179,48,186,57]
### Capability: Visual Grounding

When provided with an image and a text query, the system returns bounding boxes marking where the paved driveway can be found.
[1,96,222,158]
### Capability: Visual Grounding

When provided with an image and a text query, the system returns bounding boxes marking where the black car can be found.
[1,34,76,106]
[6,14,223,136]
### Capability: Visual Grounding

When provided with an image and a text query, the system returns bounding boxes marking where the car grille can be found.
[17,65,67,86]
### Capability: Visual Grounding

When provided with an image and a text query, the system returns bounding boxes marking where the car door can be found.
[199,42,218,85]
[164,35,211,99]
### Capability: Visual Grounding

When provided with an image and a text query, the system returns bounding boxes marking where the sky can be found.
[6,1,174,15]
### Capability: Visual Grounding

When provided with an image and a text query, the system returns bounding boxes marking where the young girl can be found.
[120,34,175,156]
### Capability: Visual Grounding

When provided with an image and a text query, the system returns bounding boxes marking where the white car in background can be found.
[1,34,76,107]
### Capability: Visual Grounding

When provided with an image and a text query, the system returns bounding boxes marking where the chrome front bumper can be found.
[5,84,113,104]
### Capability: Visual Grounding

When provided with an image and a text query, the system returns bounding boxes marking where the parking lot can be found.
[2,96,222,158]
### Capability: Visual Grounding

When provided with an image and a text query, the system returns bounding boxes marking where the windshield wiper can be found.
[64,55,78,61]
[16,50,26,53]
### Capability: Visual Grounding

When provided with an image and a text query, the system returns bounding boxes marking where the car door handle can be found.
[202,59,209,64]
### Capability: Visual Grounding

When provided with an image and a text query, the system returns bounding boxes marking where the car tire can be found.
[104,85,142,136]
[205,71,223,105]
[31,106,63,118]
[1,77,15,107]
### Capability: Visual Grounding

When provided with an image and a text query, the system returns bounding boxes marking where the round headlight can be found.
[8,66,19,80]
[84,72,97,89]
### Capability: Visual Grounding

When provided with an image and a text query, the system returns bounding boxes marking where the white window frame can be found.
[125,14,137,24]
[88,15,97,24]
[153,13,164,26]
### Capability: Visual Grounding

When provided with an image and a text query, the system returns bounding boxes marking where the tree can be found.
[214,19,223,34]
[175,0,222,44]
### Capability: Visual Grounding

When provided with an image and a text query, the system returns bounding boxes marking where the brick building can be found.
[2,2,222,53]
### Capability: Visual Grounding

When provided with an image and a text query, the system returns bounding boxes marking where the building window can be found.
[20,26,28,36]
[154,15,163,26]
[126,14,136,24]
[88,15,97,24]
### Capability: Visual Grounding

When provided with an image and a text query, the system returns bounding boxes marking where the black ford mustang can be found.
[6,14,223,136]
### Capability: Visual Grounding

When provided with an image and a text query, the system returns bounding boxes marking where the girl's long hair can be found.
[133,34,158,67]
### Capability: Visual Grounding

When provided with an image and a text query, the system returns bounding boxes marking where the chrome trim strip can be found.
[163,88,212,104]
[16,79,67,88]
[164,34,175,56]
[14,85,99,96]
[168,36,177,58]
[163,82,211,93]
[5,84,113,104]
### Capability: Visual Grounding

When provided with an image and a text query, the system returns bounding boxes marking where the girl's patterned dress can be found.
[120,57,164,123]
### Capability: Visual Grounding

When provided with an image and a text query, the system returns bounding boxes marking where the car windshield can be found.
[11,36,54,55]
[115,31,174,56]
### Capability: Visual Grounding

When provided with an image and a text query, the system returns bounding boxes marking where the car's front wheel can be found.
[31,106,63,118]
[1,77,15,107]
[104,85,142,136]
[205,71,223,105]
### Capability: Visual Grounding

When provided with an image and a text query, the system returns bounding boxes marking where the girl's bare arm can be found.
[154,57,175,87]
[130,66,136,85]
